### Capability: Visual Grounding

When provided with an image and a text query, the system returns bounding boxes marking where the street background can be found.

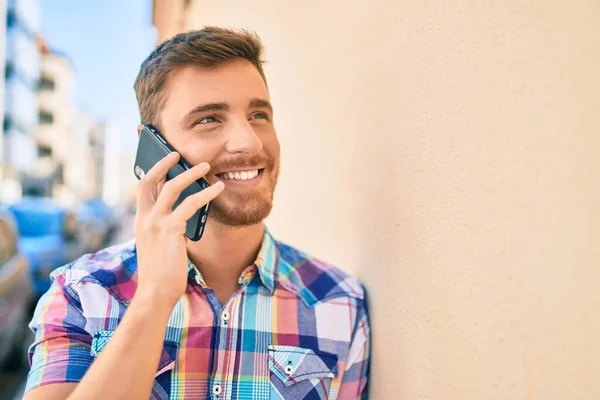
[2,0,600,399]
[0,1,148,398]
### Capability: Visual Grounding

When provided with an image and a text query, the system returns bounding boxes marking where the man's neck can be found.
[185,221,265,293]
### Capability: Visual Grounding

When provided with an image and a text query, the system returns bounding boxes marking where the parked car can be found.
[74,208,106,253]
[78,198,118,248]
[8,197,83,298]
[0,206,33,371]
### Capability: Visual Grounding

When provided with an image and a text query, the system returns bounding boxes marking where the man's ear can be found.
[136,124,144,137]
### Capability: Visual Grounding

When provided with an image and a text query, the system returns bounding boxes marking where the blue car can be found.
[8,197,81,298]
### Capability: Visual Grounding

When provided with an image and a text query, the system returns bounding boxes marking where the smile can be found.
[215,169,264,183]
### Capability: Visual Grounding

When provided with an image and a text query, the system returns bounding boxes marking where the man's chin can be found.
[208,200,273,227]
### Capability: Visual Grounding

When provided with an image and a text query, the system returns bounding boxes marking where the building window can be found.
[2,115,28,134]
[38,77,55,91]
[38,145,52,157]
[3,116,11,132]
[5,63,14,79]
[6,10,16,28]
[6,7,37,40]
[39,111,54,124]
[4,60,37,90]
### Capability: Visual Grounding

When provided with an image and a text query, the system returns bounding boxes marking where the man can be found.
[24,27,370,400]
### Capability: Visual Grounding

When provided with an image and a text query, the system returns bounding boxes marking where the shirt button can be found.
[284,364,294,375]
[213,383,222,396]
[222,311,230,321]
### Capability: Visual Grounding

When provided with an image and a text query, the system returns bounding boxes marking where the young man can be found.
[24,27,370,400]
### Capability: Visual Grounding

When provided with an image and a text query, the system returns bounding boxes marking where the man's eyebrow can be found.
[181,102,229,128]
[249,98,273,112]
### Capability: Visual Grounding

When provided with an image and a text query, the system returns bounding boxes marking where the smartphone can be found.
[133,124,210,241]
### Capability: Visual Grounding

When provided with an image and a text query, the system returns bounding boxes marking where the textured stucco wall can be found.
[186,1,600,398]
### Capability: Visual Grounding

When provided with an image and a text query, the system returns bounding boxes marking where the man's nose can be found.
[224,118,263,155]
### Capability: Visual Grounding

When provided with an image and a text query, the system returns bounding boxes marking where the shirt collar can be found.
[187,227,278,293]
[254,228,278,292]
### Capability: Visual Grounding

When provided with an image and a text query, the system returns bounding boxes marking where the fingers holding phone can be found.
[132,124,225,308]
[136,151,180,215]
[154,161,210,213]
[133,152,224,308]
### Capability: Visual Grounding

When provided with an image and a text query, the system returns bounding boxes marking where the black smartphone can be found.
[133,124,210,241]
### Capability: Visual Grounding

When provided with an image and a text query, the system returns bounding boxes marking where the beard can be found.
[209,186,275,227]
[208,155,279,227]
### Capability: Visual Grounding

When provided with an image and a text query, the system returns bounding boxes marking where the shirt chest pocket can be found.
[91,330,178,400]
[268,345,338,400]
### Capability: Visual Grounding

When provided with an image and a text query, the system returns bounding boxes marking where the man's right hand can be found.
[134,152,224,311]
[24,153,224,400]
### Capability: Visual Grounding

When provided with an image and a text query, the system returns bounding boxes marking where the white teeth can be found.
[222,170,259,180]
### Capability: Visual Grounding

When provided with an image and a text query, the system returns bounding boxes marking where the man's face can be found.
[157,59,280,227]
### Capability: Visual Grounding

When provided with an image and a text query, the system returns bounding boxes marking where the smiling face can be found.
[157,59,280,227]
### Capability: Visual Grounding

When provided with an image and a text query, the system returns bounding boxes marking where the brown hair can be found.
[134,26,266,130]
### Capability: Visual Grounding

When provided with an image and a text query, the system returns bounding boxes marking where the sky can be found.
[39,0,157,152]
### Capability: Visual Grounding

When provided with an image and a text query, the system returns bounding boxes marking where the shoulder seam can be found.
[59,248,137,306]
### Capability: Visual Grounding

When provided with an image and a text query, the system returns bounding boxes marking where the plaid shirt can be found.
[26,229,370,399]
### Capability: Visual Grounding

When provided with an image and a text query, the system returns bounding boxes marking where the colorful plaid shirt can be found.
[25,229,371,399]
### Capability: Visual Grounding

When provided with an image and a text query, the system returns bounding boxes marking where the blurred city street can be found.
[0,207,135,400]
[0,0,145,397]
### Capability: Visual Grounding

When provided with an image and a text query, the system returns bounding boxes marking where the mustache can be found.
[211,154,274,173]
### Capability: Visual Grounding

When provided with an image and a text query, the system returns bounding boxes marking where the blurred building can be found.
[88,122,106,199]
[1,0,42,201]
[56,109,95,206]
[120,146,138,205]
[0,4,112,206]
[87,121,122,205]
[0,0,6,179]
[0,0,109,205]
[97,122,120,206]
[33,37,120,206]
[32,37,75,198]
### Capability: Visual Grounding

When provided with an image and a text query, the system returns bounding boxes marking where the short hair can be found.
[134,27,266,129]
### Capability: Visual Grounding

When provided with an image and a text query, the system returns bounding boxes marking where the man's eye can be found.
[250,112,268,120]
[197,116,217,124]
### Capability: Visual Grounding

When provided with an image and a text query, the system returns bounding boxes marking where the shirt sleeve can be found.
[337,288,371,399]
[25,269,94,393]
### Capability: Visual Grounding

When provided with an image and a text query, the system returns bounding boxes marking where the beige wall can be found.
[174,1,600,398]
[152,0,192,44]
